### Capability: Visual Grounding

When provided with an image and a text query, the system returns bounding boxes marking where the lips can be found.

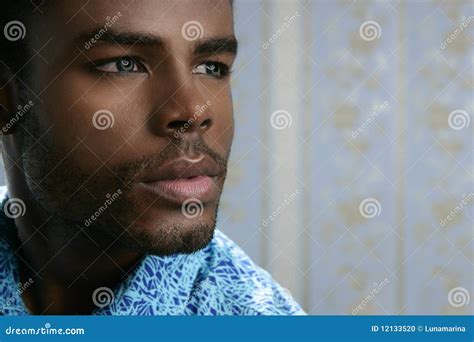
[138,156,222,204]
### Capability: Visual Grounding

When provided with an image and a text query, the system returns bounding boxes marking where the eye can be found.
[192,61,231,78]
[93,56,145,74]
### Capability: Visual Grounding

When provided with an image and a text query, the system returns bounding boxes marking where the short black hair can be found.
[0,1,46,85]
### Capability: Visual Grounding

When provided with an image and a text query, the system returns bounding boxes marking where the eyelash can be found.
[195,61,233,79]
[89,56,146,75]
[90,56,232,79]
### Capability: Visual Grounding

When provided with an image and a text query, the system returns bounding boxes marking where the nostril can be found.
[167,120,188,130]
[200,119,211,130]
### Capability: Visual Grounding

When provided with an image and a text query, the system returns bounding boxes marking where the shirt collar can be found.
[0,186,208,315]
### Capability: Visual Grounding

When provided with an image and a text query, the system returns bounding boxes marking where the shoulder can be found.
[190,230,306,315]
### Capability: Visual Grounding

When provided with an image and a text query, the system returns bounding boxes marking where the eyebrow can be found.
[78,29,238,56]
[193,37,238,56]
[78,30,164,47]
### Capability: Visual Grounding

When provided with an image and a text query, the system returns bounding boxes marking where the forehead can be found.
[42,0,234,43]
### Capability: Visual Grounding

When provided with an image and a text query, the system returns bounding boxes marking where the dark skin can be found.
[0,0,237,314]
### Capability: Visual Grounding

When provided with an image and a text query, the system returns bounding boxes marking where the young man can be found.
[0,0,305,315]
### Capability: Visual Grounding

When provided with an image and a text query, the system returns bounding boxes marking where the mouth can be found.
[138,156,222,204]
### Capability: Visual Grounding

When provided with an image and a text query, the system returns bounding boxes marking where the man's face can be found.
[16,0,236,255]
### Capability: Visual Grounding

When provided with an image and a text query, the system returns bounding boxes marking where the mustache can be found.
[116,137,229,188]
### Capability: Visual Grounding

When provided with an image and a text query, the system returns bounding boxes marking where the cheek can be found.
[212,97,234,149]
[220,116,234,149]
[197,80,233,127]
[41,73,154,169]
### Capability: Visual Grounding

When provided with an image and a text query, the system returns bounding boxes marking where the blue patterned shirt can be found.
[0,187,305,315]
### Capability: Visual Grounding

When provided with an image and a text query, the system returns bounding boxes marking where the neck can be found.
[9,182,142,314]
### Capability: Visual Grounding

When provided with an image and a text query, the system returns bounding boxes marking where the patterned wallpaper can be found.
[219,0,473,314]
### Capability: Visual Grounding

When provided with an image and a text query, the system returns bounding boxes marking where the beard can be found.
[15,107,230,256]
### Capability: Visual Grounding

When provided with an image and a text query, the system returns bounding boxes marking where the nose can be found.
[150,77,213,139]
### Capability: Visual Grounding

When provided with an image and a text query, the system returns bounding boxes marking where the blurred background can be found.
[217,0,473,314]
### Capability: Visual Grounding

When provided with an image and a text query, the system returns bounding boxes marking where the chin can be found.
[88,184,222,256]
[113,215,218,256]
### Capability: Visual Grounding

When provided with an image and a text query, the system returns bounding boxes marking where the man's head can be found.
[0,0,237,255]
